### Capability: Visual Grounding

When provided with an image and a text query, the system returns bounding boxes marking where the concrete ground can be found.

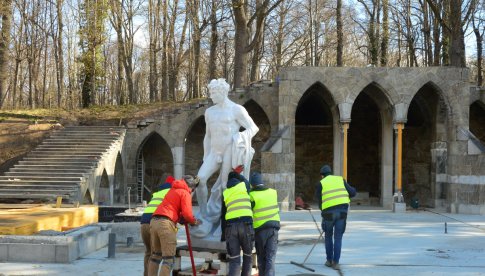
[1,206,484,276]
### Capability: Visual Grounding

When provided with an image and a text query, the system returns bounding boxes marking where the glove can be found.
[232,165,244,174]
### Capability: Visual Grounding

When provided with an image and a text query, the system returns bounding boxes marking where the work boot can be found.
[332,262,341,270]
[325,260,332,267]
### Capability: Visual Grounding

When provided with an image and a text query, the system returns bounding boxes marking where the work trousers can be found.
[225,221,254,276]
[322,210,347,264]
[140,223,151,276]
[148,217,177,276]
[254,227,278,276]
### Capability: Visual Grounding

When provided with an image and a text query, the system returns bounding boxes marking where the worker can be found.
[140,175,174,276]
[148,175,201,276]
[315,164,356,270]
[249,172,280,276]
[221,167,254,276]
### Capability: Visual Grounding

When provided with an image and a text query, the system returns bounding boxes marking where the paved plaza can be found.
[1,206,484,276]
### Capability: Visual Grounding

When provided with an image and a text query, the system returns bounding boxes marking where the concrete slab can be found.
[0,207,484,275]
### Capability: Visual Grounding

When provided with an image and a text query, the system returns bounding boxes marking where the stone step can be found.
[9,168,92,173]
[0,193,73,199]
[22,157,100,162]
[63,126,124,130]
[4,171,87,177]
[27,153,104,158]
[36,145,111,149]
[0,183,80,189]
[30,149,107,154]
[45,137,121,142]
[13,164,94,169]
[50,134,122,138]
[18,160,97,165]
[42,140,115,144]
[0,178,81,183]
[0,176,83,181]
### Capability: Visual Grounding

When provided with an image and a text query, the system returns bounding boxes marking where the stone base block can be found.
[393,202,406,213]
[190,236,226,251]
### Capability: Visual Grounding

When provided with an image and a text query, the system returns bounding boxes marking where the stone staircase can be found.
[0,126,125,204]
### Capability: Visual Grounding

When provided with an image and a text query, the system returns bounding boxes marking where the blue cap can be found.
[250,172,264,186]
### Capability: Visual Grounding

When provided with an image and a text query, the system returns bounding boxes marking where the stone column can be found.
[381,117,393,209]
[430,142,447,208]
[393,122,406,212]
[172,146,184,179]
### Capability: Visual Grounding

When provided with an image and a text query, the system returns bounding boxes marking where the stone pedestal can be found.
[393,202,406,213]
[190,236,226,251]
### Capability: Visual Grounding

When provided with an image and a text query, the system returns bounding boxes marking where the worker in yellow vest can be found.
[221,168,254,276]
[140,175,174,276]
[315,165,356,271]
[249,172,280,276]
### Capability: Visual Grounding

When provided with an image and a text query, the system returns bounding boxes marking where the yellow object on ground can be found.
[0,204,98,235]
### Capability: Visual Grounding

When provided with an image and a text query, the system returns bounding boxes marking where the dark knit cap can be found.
[320,165,332,175]
[250,172,264,186]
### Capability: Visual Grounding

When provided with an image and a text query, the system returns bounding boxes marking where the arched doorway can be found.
[470,101,485,145]
[295,83,335,204]
[185,116,210,181]
[404,83,448,207]
[136,132,173,202]
[349,83,393,206]
[83,189,93,205]
[98,169,110,205]
[243,100,271,173]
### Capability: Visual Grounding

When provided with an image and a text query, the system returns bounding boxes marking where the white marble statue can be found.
[190,78,259,238]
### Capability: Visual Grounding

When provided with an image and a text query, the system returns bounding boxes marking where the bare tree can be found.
[232,0,283,88]
[336,0,343,66]
[0,0,13,108]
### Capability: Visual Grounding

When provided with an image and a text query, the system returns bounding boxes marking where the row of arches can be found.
[131,81,485,208]
[295,81,484,207]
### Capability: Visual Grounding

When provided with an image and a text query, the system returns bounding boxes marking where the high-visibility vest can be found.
[320,175,350,210]
[143,189,170,214]
[223,182,252,220]
[250,188,280,229]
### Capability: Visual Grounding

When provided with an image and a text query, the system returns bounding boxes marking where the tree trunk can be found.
[448,0,465,67]
[161,0,168,101]
[0,0,13,108]
[148,0,160,102]
[208,1,218,81]
[336,0,343,66]
[380,0,388,66]
[432,3,440,65]
[56,0,64,107]
[233,0,249,88]
[473,18,482,86]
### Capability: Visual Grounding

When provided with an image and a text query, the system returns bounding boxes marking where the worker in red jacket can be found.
[148,175,201,276]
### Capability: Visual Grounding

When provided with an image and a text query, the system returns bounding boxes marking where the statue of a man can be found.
[191,78,259,238]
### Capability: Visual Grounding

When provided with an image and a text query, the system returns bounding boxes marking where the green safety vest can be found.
[223,182,252,220]
[250,188,280,229]
[320,175,350,210]
[143,189,170,214]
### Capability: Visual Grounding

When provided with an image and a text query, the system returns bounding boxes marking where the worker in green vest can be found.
[315,165,356,271]
[221,168,254,276]
[249,172,280,276]
[140,175,174,276]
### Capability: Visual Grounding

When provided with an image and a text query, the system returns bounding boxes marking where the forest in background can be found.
[0,0,483,110]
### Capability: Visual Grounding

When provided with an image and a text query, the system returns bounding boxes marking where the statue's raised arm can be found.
[191,79,259,238]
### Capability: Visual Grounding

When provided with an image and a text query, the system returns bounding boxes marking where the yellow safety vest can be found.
[321,175,350,210]
[223,182,252,220]
[250,188,280,229]
[143,189,170,214]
